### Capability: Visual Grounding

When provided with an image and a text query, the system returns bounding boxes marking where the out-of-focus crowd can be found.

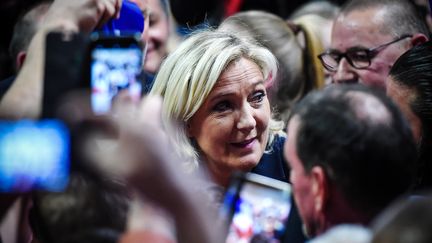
[1,0,432,243]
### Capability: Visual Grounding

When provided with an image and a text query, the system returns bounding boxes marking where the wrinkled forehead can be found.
[331,7,393,51]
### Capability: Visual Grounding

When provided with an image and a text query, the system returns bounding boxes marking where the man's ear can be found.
[410,33,428,47]
[16,51,27,71]
[310,166,329,213]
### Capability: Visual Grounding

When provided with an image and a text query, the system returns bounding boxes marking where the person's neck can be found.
[204,160,232,188]
[321,191,373,234]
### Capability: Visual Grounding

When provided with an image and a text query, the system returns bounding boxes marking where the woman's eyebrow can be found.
[209,79,265,101]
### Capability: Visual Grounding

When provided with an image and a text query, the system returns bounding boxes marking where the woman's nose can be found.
[236,104,256,131]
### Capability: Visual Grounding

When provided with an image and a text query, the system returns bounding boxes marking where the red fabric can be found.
[224,0,244,17]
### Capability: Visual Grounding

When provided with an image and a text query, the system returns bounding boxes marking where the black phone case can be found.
[42,31,89,118]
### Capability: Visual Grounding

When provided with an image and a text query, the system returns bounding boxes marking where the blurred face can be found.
[188,58,271,185]
[284,116,318,237]
[129,0,150,52]
[144,0,169,74]
[329,7,411,90]
[387,77,422,144]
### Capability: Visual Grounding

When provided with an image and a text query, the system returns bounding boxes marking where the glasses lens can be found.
[347,50,370,69]
[320,53,339,72]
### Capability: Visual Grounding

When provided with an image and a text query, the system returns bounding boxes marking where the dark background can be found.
[0,0,41,80]
[0,0,348,81]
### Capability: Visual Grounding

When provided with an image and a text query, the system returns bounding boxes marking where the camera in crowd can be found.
[0,0,146,194]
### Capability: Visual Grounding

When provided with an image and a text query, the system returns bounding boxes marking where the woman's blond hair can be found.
[150,29,282,171]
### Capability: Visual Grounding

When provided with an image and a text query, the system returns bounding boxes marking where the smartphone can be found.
[0,120,70,192]
[88,34,143,114]
[43,32,88,119]
[222,172,292,243]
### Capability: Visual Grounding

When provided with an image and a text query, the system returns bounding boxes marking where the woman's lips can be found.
[231,137,256,149]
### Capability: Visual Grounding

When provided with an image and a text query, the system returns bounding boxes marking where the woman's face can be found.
[144,0,169,74]
[187,58,271,182]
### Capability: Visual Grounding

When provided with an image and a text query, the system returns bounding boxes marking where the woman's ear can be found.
[410,33,428,47]
[16,51,27,70]
[186,122,193,138]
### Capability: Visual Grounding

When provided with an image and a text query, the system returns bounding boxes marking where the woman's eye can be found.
[250,91,266,103]
[213,101,232,112]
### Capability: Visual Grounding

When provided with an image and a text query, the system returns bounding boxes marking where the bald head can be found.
[347,91,391,125]
[289,84,416,220]
[339,0,429,37]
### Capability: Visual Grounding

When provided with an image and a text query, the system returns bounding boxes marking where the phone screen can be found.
[0,120,70,192]
[90,35,143,114]
[223,173,292,243]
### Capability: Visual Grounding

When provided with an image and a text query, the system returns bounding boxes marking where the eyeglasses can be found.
[318,34,412,72]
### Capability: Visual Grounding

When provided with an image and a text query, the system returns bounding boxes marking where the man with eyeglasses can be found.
[319,0,429,90]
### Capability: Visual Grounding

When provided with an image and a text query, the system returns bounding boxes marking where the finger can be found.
[82,132,130,179]
[111,91,139,124]
[103,0,117,20]
[56,90,94,124]
[115,0,123,19]
[56,90,119,144]
[95,0,117,29]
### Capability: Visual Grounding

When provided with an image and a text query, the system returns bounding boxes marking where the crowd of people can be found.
[0,0,432,242]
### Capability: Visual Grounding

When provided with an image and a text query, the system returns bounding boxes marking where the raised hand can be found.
[43,0,122,33]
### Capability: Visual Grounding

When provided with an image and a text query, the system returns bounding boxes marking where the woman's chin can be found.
[144,53,159,73]
[233,155,261,171]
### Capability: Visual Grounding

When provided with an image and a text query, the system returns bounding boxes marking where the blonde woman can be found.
[150,30,306,242]
[150,30,288,188]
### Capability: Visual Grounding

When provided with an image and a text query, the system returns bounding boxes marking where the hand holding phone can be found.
[98,0,144,36]
[88,34,144,114]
